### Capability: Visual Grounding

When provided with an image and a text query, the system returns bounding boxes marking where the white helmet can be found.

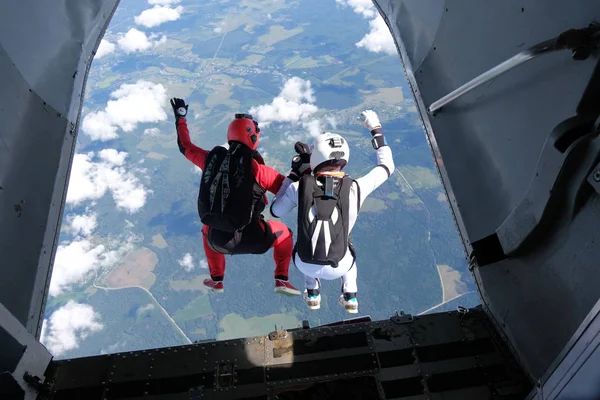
[310,132,350,172]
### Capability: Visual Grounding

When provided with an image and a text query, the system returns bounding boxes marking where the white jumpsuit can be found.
[270,145,395,294]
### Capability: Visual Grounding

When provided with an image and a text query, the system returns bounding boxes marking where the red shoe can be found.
[203,279,224,293]
[274,279,301,296]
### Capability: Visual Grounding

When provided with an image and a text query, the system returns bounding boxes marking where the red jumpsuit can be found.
[176,119,293,281]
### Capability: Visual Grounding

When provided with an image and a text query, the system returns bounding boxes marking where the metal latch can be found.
[391,310,414,325]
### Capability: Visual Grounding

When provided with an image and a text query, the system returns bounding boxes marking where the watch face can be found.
[177,107,187,116]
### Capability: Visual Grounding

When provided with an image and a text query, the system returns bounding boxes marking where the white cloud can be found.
[99,149,127,166]
[267,13,272,19]
[144,127,161,136]
[66,151,149,213]
[67,211,97,237]
[95,237,136,270]
[148,0,180,4]
[95,39,116,59]
[249,77,318,125]
[41,301,103,357]
[214,26,222,33]
[336,0,395,55]
[356,16,396,55]
[336,0,376,18]
[303,119,323,138]
[50,240,105,296]
[81,111,117,141]
[153,34,168,46]
[117,28,166,53]
[178,253,194,272]
[135,5,183,28]
[199,259,208,269]
[137,303,155,316]
[326,116,338,129]
[100,341,127,355]
[49,233,136,297]
[190,165,202,175]
[82,80,168,141]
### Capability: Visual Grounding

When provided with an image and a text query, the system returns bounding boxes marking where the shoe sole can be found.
[274,287,302,296]
[304,298,321,310]
[339,297,358,314]
[204,285,224,293]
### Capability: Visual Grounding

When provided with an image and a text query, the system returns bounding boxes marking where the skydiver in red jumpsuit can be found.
[171,97,307,296]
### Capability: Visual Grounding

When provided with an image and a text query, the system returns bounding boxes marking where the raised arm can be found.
[355,110,395,203]
[171,98,209,169]
[270,141,311,218]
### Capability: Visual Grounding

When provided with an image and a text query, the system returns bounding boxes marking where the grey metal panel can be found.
[376,0,600,383]
[48,309,530,399]
[0,0,116,121]
[0,304,52,400]
[525,298,600,400]
[379,0,600,244]
[0,0,119,337]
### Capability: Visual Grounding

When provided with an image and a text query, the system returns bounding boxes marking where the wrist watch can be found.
[177,107,187,117]
[371,133,387,150]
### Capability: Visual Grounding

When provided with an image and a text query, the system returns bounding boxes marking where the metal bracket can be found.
[457,306,469,315]
[23,372,47,394]
[268,326,288,341]
[390,310,415,325]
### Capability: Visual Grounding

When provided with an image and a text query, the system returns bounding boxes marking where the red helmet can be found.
[227,114,260,150]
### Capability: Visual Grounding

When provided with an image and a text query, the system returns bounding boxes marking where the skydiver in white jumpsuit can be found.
[270,110,395,313]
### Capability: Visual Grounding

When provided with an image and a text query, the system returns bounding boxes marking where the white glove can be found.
[358,110,381,131]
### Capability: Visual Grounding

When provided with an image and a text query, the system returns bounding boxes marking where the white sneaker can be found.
[339,294,358,314]
[303,290,321,310]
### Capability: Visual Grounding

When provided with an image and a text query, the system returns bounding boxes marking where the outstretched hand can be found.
[288,141,312,181]
[357,109,381,131]
[170,98,188,120]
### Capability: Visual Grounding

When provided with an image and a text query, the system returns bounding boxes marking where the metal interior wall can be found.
[0,0,119,338]
[375,0,600,381]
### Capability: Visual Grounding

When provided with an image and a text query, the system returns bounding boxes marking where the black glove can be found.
[288,141,312,182]
[170,98,188,121]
